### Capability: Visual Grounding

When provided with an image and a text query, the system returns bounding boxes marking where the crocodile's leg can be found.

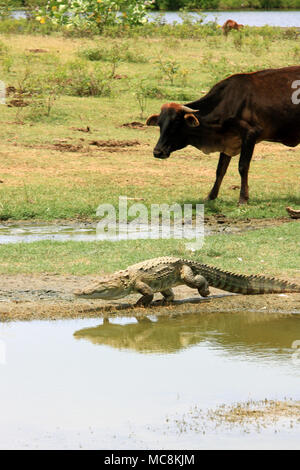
[135,316,152,323]
[134,280,154,307]
[160,288,175,304]
[181,265,210,297]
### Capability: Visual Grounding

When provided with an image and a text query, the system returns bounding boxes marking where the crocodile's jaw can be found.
[77,292,127,300]
[75,284,132,300]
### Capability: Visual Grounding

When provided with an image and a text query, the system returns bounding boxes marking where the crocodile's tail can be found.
[189,261,300,295]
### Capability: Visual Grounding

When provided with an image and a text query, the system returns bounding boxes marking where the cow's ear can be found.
[146,114,159,126]
[184,113,199,127]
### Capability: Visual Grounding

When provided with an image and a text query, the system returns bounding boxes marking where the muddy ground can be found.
[0,273,299,322]
[20,138,144,154]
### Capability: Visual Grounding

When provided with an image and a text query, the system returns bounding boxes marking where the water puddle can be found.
[0,223,209,244]
[0,311,299,449]
[0,223,207,244]
[0,223,101,244]
[0,218,290,244]
[0,224,204,245]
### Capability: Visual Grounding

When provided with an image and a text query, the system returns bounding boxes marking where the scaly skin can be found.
[74,257,300,306]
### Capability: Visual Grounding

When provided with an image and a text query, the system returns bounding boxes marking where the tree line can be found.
[154,0,300,9]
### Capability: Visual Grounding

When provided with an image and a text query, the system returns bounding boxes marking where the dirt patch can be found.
[51,142,85,153]
[5,86,17,97]
[90,139,141,151]
[113,74,128,80]
[22,139,143,154]
[0,274,300,322]
[7,98,29,108]
[22,139,87,153]
[121,122,146,129]
[70,126,91,133]
[204,214,295,234]
[27,48,49,53]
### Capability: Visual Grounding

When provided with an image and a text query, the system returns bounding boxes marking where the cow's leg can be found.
[238,132,257,205]
[207,152,231,200]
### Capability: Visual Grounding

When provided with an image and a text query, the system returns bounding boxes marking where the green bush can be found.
[35,0,151,32]
[139,83,196,101]
[46,61,113,97]
[78,43,147,63]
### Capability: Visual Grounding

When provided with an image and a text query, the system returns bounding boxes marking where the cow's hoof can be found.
[238,198,249,205]
[205,194,217,202]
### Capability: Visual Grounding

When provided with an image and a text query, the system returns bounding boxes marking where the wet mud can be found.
[121,122,147,129]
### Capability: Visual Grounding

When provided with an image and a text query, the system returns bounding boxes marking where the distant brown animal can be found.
[222,19,243,36]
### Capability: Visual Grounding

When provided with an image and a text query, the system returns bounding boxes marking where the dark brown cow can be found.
[222,19,243,36]
[146,66,300,204]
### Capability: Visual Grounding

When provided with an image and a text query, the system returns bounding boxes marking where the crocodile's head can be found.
[74,275,131,300]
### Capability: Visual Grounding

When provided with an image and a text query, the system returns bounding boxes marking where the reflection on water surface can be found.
[0,311,299,449]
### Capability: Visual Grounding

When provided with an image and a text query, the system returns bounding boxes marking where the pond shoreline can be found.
[0,275,299,322]
[0,215,294,244]
[9,9,300,28]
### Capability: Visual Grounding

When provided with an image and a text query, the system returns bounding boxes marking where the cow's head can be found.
[146,102,199,159]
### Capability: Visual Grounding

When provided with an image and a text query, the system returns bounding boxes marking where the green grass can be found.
[0,222,299,279]
[0,30,300,221]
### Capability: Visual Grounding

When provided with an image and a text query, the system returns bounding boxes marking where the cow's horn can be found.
[181,105,198,113]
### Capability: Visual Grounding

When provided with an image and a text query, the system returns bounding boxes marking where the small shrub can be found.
[62,62,112,97]
[0,40,8,56]
[206,57,236,85]
[133,80,148,119]
[139,83,196,101]
[78,43,146,64]
[282,28,299,40]
[155,57,181,86]
[163,37,181,49]
[293,45,300,61]
[232,30,243,51]
[245,36,270,56]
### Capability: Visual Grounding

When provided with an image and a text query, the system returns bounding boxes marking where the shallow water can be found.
[13,9,300,27]
[0,219,280,244]
[149,10,300,27]
[0,224,101,244]
[0,311,299,449]
[0,223,204,244]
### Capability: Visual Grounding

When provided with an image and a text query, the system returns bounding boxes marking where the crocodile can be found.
[74,256,300,306]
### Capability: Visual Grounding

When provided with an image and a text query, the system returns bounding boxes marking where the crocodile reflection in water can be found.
[74,312,300,356]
